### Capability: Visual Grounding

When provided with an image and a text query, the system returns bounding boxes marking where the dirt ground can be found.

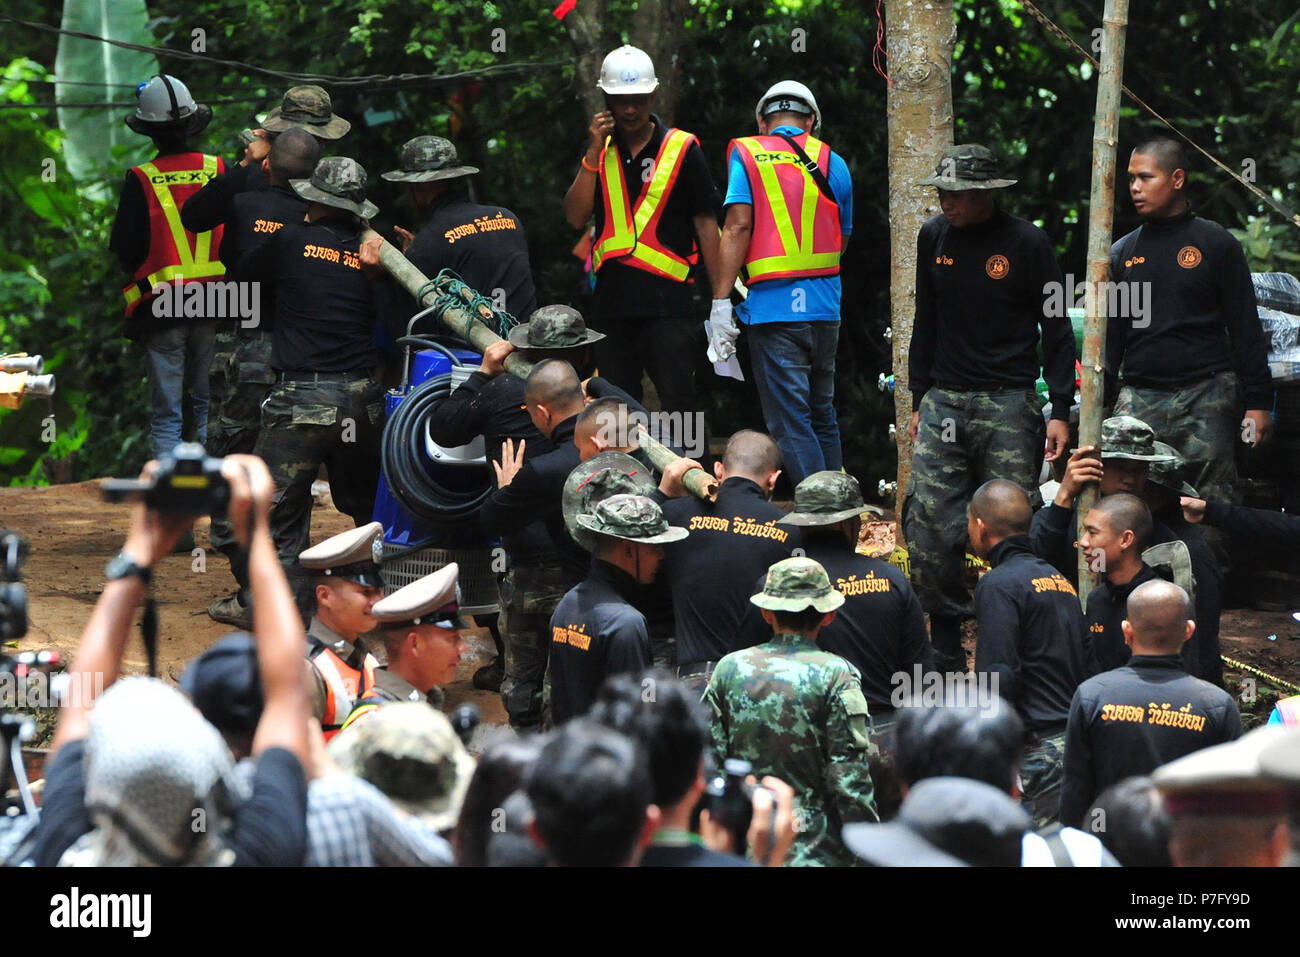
[1,480,509,745]
[3,487,1298,747]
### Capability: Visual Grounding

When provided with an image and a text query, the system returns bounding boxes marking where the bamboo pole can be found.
[1076,0,1129,604]
[363,229,717,501]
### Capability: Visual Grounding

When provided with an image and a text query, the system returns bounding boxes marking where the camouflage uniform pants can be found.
[252,374,384,620]
[207,331,276,593]
[1115,373,1241,566]
[1019,729,1067,830]
[499,561,571,731]
[903,387,1046,627]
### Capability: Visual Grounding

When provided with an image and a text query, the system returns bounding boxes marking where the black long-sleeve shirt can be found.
[181,167,307,333]
[973,536,1088,732]
[1203,499,1300,549]
[381,190,537,331]
[548,559,651,725]
[910,210,1076,420]
[1107,209,1273,410]
[236,215,377,372]
[429,368,556,565]
[1059,655,1242,827]
[803,533,933,715]
[1083,563,1160,675]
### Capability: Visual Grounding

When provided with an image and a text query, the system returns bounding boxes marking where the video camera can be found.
[704,757,773,855]
[101,443,230,517]
[0,531,27,642]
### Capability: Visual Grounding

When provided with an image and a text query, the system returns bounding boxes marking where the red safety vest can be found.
[591,128,699,282]
[728,132,842,284]
[308,640,379,742]
[122,152,227,315]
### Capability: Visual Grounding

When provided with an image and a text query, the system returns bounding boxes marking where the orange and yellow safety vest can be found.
[728,132,842,284]
[592,128,699,282]
[122,152,226,315]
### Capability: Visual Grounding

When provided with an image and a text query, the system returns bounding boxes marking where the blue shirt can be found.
[723,126,853,325]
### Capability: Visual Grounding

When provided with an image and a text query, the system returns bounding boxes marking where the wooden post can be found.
[1076,0,1129,604]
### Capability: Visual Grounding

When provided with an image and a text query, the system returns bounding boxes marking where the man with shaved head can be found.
[1079,492,1183,676]
[1107,134,1273,570]
[1060,579,1242,827]
[967,479,1088,827]
[660,430,801,694]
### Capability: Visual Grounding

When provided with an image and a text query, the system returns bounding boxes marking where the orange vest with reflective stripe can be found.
[592,128,698,282]
[309,641,379,742]
[122,152,227,315]
[728,133,842,284]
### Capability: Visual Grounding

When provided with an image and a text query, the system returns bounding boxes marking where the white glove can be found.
[707,298,740,363]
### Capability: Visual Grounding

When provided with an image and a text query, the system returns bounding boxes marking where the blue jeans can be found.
[142,322,216,460]
[746,321,842,485]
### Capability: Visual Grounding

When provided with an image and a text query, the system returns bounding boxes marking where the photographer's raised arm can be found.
[50,465,192,755]
[225,456,310,765]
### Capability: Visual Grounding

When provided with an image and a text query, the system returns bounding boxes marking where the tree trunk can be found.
[1076,0,1130,605]
[562,0,606,120]
[885,0,955,532]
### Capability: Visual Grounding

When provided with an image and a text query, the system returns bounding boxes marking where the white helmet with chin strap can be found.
[597,45,659,95]
[133,74,200,123]
[755,80,821,136]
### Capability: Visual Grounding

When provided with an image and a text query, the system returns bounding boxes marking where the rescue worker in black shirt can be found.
[778,469,932,819]
[378,136,537,321]
[904,144,1077,674]
[1079,494,1163,675]
[968,479,1088,829]
[1107,137,1274,539]
[659,431,799,695]
[179,128,321,628]
[237,156,386,621]
[427,306,602,692]
[562,45,721,419]
[1031,415,1218,682]
[548,494,688,726]
[1060,579,1242,828]
[342,563,467,730]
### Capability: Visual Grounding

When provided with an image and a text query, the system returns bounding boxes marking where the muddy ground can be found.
[2,485,1298,750]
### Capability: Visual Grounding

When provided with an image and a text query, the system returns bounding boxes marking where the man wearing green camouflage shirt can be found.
[704,556,878,866]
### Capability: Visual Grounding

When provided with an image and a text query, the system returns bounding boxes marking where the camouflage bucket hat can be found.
[291,157,379,219]
[1147,441,1199,497]
[381,135,480,183]
[918,144,1018,190]
[781,470,884,526]
[563,452,657,551]
[751,556,845,614]
[328,702,475,832]
[575,493,688,546]
[1141,540,1197,606]
[507,304,605,349]
[1081,415,1178,463]
[262,85,351,139]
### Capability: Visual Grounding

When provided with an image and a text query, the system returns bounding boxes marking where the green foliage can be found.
[1,0,1297,498]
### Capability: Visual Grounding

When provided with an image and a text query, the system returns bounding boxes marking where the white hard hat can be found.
[597,45,659,96]
[755,80,821,136]
[126,74,211,136]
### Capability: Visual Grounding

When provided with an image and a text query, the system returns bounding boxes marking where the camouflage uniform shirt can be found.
[704,634,878,866]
